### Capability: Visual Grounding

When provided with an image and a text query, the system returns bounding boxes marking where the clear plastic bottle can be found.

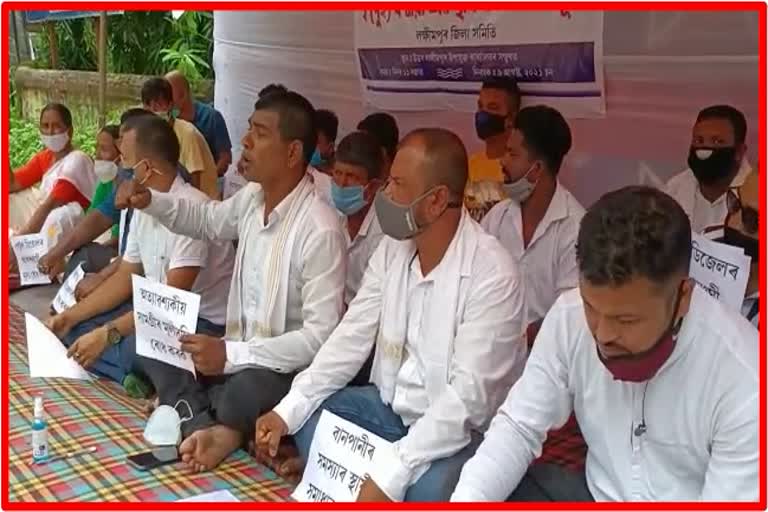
[32,396,49,462]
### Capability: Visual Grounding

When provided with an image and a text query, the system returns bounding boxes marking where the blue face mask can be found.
[331,181,367,216]
[310,148,326,168]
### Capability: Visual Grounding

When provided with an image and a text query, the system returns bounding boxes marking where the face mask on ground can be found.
[41,132,69,152]
[331,182,367,216]
[596,285,684,383]
[502,164,539,203]
[475,111,507,140]
[688,146,738,185]
[143,399,193,446]
[94,160,119,183]
[716,226,760,261]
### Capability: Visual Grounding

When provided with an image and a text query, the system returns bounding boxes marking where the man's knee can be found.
[215,369,293,435]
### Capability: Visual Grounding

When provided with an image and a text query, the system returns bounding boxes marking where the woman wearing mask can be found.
[88,125,121,248]
[9,103,96,284]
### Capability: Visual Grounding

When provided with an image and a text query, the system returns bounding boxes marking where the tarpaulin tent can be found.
[213,10,760,207]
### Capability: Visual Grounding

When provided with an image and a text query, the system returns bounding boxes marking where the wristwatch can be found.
[105,322,122,345]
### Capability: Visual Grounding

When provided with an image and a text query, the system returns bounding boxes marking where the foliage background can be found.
[11,11,213,170]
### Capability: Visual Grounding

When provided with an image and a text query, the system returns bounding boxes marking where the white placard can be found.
[11,234,51,286]
[690,232,751,312]
[178,490,239,502]
[293,410,394,503]
[354,10,605,118]
[26,313,91,380]
[132,275,200,375]
[51,263,86,314]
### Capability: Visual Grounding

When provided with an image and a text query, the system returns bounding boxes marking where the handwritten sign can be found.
[132,275,200,375]
[51,263,86,314]
[11,234,51,286]
[690,232,750,312]
[293,410,393,503]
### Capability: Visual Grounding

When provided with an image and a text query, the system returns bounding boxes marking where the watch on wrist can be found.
[105,322,122,345]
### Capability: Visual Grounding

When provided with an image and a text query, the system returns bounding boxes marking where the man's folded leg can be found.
[506,463,593,502]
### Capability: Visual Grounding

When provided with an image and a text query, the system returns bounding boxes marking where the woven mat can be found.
[7,303,294,503]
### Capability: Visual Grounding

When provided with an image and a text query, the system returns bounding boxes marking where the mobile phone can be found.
[126,446,180,471]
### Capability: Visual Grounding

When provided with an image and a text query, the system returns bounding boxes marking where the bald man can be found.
[255,128,527,502]
[718,169,759,327]
[166,71,232,180]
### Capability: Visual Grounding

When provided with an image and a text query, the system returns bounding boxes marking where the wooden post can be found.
[97,12,107,127]
[45,22,58,69]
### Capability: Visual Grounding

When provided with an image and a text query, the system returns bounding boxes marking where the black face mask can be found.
[687,146,738,185]
[475,111,507,140]
[716,226,760,261]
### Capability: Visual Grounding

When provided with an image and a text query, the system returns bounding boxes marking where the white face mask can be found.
[502,164,539,203]
[143,400,193,446]
[94,160,118,183]
[41,132,69,153]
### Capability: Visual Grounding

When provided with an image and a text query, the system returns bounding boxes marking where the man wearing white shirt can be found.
[452,186,759,502]
[715,169,759,328]
[121,90,347,472]
[330,131,386,305]
[482,105,584,345]
[255,128,528,502]
[46,115,234,393]
[666,105,752,234]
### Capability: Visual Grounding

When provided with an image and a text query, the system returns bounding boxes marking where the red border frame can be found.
[2,2,765,510]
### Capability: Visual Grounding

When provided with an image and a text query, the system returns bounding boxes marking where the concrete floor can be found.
[10,284,58,320]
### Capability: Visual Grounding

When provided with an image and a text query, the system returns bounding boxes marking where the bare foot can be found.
[179,425,243,472]
[253,442,304,484]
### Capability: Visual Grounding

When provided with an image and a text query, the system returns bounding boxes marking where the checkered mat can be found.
[6,303,294,502]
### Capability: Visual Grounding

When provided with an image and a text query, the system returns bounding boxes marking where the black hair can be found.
[140,77,173,105]
[514,105,572,175]
[99,124,120,140]
[481,77,522,113]
[315,109,339,143]
[120,107,153,126]
[357,113,399,161]
[122,114,180,167]
[335,131,384,181]
[576,186,692,287]
[253,90,317,163]
[258,83,289,99]
[40,103,72,128]
[696,105,747,146]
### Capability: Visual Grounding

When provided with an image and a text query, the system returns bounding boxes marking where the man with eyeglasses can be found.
[717,169,759,327]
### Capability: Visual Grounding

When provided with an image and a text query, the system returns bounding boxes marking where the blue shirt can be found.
[193,101,232,162]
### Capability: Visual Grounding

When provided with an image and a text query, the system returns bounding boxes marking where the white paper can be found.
[690,232,751,312]
[177,490,239,502]
[293,410,394,503]
[132,275,200,376]
[51,263,86,314]
[11,234,51,286]
[25,313,91,380]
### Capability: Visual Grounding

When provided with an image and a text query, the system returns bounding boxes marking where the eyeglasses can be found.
[726,188,759,235]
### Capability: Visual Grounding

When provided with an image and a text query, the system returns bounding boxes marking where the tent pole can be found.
[97,11,107,127]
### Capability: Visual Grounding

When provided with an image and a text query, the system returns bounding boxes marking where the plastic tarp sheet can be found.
[213,10,760,207]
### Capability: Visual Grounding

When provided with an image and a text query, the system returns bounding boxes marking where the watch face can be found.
[108,328,121,344]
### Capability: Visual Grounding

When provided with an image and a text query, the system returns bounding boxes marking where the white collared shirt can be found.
[481,183,584,324]
[143,175,347,374]
[308,166,334,207]
[665,159,752,234]
[342,207,385,304]
[274,222,527,501]
[451,286,759,502]
[123,177,234,325]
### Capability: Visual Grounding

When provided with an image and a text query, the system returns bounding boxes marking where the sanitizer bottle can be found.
[32,396,49,462]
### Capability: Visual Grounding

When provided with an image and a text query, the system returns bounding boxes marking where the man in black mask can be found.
[718,168,760,328]
[464,78,521,222]
[666,105,752,234]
